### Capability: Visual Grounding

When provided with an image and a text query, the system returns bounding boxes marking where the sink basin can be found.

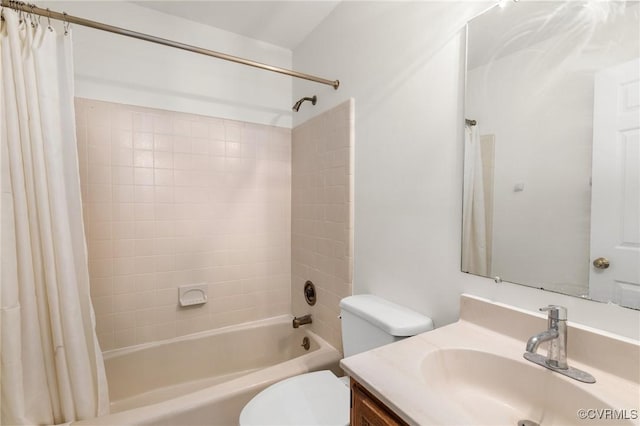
[420,349,629,426]
[341,296,640,426]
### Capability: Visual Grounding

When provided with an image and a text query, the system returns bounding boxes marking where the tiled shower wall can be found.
[75,98,291,350]
[291,100,354,352]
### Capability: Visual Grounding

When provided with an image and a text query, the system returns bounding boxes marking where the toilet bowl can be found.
[239,295,434,426]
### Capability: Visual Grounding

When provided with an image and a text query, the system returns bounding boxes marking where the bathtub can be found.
[73,315,341,426]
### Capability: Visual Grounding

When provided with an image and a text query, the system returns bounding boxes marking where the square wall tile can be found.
[78,98,291,350]
[291,100,354,352]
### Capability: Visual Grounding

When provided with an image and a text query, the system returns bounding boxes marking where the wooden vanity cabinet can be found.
[350,378,408,426]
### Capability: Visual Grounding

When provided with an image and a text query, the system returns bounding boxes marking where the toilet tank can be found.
[339,295,434,357]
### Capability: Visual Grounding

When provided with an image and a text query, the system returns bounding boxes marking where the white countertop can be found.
[340,295,640,426]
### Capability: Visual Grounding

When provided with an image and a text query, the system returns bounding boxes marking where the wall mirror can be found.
[463,1,640,309]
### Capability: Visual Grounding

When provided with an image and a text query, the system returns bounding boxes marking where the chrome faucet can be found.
[526,305,568,369]
[292,314,312,328]
[523,305,596,383]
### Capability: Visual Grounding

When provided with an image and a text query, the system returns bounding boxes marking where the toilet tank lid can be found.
[339,295,434,336]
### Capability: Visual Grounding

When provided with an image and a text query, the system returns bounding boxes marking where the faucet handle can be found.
[540,305,567,320]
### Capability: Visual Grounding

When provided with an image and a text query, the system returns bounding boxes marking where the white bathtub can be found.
[73,316,341,426]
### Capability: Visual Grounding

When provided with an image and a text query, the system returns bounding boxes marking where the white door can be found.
[589,58,640,309]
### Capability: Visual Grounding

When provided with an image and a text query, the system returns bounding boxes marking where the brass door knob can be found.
[593,257,610,269]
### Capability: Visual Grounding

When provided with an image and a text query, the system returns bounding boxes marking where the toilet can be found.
[239,294,434,426]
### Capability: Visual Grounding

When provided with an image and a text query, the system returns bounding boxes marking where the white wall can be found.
[293,1,640,340]
[43,1,293,127]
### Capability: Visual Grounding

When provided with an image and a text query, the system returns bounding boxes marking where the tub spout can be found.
[292,314,312,328]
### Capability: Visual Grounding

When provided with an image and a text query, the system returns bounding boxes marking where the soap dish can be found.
[179,284,208,307]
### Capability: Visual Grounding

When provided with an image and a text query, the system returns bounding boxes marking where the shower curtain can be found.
[462,124,488,276]
[1,10,109,425]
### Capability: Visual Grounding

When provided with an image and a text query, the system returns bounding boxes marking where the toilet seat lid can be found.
[239,371,350,426]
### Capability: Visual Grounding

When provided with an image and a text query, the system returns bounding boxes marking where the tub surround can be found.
[291,99,355,352]
[76,98,292,350]
[77,96,356,353]
[341,294,640,425]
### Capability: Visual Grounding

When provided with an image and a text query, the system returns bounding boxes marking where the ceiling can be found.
[132,1,340,50]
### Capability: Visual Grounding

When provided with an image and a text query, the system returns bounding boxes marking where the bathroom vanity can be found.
[351,379,407,426]
[342,295,640,426]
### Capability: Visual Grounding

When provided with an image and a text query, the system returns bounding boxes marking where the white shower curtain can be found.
[1,10,109,425]
[462,124,488,276]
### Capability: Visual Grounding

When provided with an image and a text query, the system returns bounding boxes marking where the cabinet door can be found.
[351,380,407,426]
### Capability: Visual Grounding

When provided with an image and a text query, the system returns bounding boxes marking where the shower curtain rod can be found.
[0,0,340,90]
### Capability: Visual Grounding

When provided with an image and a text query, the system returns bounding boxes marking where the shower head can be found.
[292,95,317,112]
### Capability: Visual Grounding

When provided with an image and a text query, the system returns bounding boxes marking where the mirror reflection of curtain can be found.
[462,124,488,275]
[1,10,109,425]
